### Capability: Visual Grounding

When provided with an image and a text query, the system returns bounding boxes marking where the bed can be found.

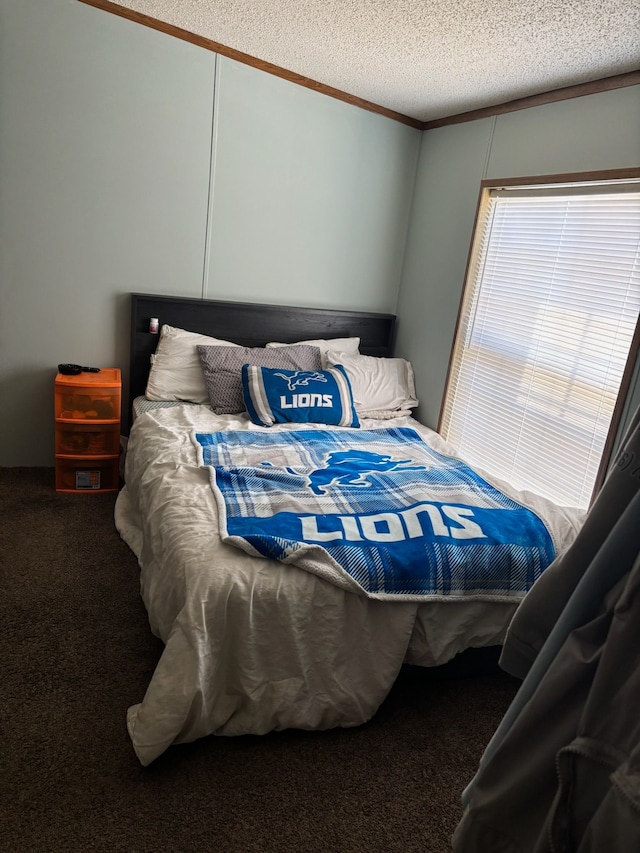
[116,293,585,766]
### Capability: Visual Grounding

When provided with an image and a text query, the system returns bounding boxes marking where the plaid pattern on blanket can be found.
[194,427,555,601]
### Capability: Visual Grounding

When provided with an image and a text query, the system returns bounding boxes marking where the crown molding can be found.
[76,0,424,129]
[422,70,640,129]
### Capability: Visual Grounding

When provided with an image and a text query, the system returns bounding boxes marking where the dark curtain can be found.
[453,406,640,852]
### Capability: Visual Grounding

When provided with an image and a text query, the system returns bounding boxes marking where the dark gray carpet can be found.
[0,468,518,853]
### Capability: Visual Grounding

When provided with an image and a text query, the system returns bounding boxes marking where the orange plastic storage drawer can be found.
[55,458,120,493]
[54,368,121,422]
[55,422,120,457]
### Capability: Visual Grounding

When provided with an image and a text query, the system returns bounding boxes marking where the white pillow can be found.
[325,351,418,414]
[145,324,239,403]
[266,337,360,368]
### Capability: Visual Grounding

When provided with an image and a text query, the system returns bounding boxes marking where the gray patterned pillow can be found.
[197,344,322,414]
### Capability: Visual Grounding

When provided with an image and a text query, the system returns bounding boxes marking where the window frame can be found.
[438,167,640,506]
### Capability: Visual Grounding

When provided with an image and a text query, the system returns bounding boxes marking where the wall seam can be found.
[481,115,497,179]
[201,53,220,299]
[391,130,424,319]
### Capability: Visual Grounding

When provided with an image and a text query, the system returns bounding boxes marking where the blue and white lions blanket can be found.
[194,427,555,601]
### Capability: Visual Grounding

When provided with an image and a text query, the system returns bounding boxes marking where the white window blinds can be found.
[440,182,640,510]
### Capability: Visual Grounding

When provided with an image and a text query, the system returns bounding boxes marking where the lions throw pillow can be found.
[242,364,360,428]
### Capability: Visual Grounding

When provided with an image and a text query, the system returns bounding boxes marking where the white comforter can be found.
[115,405,584,765]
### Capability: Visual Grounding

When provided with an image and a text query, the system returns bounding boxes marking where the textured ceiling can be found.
[112,0,639,121]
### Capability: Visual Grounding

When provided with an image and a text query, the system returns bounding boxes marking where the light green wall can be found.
[0,0,420,466]
[206,58,420,312]
[396,85,640,439]
[0,0,215,466]
[393,117,494,430]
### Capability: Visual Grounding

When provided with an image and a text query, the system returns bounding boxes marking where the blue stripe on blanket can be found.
[194,427,555,600]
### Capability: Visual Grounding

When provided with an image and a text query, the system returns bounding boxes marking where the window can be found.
[440,172,640,510]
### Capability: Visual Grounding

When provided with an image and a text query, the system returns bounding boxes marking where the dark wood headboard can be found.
[128,293,396,431]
